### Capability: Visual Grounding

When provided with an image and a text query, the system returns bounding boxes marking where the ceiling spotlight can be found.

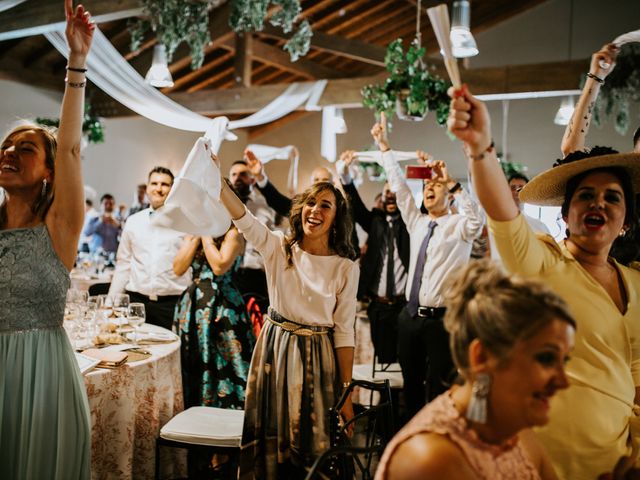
[145,44,174,88]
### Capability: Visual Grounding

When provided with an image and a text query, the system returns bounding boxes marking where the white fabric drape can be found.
[246,144,299,192]
[0,0,26,13]
[321,106,349,162]
[613,29,640,45]
[44,28,326,133]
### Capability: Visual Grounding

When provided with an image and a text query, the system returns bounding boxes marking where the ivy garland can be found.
[361,39,450,126]
[128,0,311,70]
[128,0,212,70]
[592,43,640,135]
[36,105,105,145]
[230,0,311,62]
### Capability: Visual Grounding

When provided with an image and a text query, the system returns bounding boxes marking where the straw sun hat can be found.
[519,150,640,207]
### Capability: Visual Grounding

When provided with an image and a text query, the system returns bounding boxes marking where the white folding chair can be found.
[155,407,244,479]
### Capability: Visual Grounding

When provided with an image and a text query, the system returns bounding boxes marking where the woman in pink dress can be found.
[376,260,575,480]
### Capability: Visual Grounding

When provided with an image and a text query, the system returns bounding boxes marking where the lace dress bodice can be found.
[376,391,541,480]
[0,224,69,333]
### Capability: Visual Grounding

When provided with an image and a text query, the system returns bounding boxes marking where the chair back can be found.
[305,379,394,480]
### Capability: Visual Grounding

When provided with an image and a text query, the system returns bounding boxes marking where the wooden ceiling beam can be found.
[234,33,253,87]
[259,26,386,67]
[0,0,143,41]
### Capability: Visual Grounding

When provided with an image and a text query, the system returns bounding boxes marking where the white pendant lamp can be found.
[450,0,478,58]
[145,44,174,88]
[554,96,575,125]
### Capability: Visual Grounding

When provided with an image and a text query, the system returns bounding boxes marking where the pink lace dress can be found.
[375,391,540,479]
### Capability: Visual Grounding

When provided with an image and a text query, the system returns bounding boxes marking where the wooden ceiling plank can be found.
[165,51,235,92]
[0,0,143,41]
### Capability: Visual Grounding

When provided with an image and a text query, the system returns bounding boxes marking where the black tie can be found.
[386,219,395,298]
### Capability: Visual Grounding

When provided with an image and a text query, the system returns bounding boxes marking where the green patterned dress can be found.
[174,249,255,409]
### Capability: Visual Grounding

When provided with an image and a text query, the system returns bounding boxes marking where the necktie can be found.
[407,220,437,316]
[386,219,395,298]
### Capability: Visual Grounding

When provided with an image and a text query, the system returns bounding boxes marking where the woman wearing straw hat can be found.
[447,85,640,480]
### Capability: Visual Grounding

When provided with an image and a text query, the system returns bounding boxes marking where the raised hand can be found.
[590,43,619,80]
[339,150,356,167]
[416,150,431,165]
[244,149,265,181]
[371,112,391,152]
[65,0,95,58]
[447,85,492,156]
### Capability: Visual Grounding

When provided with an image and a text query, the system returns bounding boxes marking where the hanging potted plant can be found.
[362,39,450,124]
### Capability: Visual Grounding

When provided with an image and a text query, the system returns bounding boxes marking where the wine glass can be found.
[128,303,146,345]
[98,295,114,323]
[112,294,130,326]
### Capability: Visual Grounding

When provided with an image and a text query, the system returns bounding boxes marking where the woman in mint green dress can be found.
[0,2,95,478]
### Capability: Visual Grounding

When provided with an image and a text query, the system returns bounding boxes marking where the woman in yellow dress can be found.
[447,85,640,479]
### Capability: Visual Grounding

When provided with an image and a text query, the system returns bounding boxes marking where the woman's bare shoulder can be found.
[385,432,476,480]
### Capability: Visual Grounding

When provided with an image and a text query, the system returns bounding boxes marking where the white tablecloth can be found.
[84,325,186,479]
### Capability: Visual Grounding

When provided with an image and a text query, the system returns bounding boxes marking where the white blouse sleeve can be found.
[232,205,282,259]
[332,261,360,348]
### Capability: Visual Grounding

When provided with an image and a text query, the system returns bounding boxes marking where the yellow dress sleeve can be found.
[488,213,561,276]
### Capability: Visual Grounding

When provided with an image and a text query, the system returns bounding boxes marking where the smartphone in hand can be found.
[406,165,433,180]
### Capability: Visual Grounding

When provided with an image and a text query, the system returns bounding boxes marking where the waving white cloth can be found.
[353,151,420,164]
[246,144,299,192]
[151,118,234,236]
[613,29,640,46]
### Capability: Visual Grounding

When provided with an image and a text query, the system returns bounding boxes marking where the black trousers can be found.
[126,291,181,331]
[397,306,454,421]
[367,299,405,364]
[234,267,269,314]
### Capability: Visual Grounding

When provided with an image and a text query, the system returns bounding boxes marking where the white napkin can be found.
[613,29,640,46]
[151,118,235,237]
[354,150,421,164]
[126,330,176,342]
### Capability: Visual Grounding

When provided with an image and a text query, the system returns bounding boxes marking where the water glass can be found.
[113,294,130,326]
[128,303,146,345]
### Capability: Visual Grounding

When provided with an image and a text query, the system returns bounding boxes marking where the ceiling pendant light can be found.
[554,96,575,125]
[450,0,478,58]
[145,44,174,88]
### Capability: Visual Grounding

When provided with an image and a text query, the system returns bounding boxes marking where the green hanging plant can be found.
[36,104,105,145]
[497,152,526,179]
[592,43,640,135]
[361,38,451,126]
[229,0,311,62]
[128,0,212,70]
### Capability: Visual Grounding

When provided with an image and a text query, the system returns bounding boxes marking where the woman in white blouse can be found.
[214,160,359,479]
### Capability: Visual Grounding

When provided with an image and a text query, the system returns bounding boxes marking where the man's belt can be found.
[417,306,446,318]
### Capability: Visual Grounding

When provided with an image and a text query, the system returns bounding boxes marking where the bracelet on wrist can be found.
[448,182,462,194]
[468,140,495,161]
[586,72,604,84]
[65,78,86,88]
[66,66,87,73]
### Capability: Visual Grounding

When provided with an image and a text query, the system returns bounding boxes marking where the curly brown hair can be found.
[284,182,356,267]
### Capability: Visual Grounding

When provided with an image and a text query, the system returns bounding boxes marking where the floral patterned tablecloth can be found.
[84,329,186,480]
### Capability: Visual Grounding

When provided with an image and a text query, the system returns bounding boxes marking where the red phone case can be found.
[405,165,433,180]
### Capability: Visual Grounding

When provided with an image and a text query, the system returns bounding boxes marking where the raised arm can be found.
[447,86,518,222]
[173,235,200,276]
[246,149,292,216]
[46,0,95,270]
[201,228,245,276]
[337,150,373,232]
[372,115,422,232]
[561,44,618,156]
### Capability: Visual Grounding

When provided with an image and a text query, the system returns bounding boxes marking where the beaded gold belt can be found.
[266,315,330,337]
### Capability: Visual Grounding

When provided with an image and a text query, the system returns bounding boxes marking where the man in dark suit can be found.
[338,150,410,364]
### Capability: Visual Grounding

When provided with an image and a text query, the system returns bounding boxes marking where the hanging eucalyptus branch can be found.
[229,0,311,62]
[592,43,640,135]
[128,0,213,70]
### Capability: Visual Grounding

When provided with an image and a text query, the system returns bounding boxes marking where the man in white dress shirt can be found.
[372,120,484,420]
[109,167,191,330]
[228,160,275,313]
